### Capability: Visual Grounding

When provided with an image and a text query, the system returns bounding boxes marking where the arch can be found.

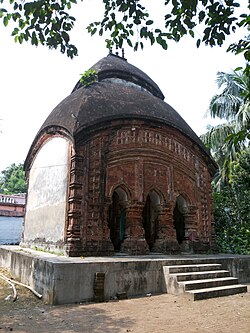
[173,195,188,244]
[24,136,69,245]
[24,127,73,172]
[176,195,188,214]
[146,187,165,205]
[108,183,131,202]
[107,186,129,251]
[142,190,161,251]
[114,187,128,202]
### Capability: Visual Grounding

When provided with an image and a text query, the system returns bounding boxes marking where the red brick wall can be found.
[66,120,214,256]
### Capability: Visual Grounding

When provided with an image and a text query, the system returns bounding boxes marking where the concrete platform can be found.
[0,245,250,304]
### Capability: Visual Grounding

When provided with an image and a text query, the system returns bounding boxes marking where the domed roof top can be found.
[72,53,164,99]
[25,53,216,174]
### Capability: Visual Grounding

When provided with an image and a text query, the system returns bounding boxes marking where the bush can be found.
[213,149,250,255]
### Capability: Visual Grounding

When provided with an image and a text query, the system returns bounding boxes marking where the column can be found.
[121,202,149,254]
[101,198,116,254]
[181,205,198,253]
[65,154,84,256]
[153,204,180,253]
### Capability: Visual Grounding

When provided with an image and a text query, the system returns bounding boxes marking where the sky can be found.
[0,0,248,172]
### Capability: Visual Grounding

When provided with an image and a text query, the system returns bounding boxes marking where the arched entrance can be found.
[142,191,160,251]
[108,187,127,252]
[173,196,187,244]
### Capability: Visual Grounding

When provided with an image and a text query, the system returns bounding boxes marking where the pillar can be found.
[180,205,198,253]
[153,204,180,253]
[121,202,149,254]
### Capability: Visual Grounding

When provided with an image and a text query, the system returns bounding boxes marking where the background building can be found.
[0,194,25,244]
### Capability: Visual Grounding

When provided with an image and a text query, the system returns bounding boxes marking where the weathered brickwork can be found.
[24,53,216,256]
[65,120,214,256]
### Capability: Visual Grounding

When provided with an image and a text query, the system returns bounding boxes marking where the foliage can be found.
[88,0,244,50]
[79,69,97,87]
[0,0,78,58]
[228,19,250,74]
[203,69,250,254]
[0,163,26,194]
[0,0,249,66]
[208,69,250,123]
[201,69,250,187]
[213,148,250,254]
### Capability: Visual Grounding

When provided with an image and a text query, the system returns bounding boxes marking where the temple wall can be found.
[71,120,214,255]
[22,137,69,251]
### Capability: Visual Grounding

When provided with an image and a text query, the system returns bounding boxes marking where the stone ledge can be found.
[1,245,249,305]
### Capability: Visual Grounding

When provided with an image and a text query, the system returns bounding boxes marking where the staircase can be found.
[163,263,247,301]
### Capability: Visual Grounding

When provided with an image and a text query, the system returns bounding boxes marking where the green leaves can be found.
[163,0,239,47]
[227,13,250,73]
[3,13,11,26]
[85,0,245,57]
[213,148,250,255]
[79,69,97,87]
[0,163,26,194]
[201,69,250,188]
[87,0,152,51]
[1,0,78,58]
[0,0,249,62]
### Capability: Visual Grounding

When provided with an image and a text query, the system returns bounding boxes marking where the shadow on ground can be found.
[0,301,134,332]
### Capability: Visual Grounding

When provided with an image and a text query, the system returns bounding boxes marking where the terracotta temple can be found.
[22,53,217,256]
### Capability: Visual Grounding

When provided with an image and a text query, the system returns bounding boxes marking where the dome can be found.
[25,53,216,174]
[72,53,164,99]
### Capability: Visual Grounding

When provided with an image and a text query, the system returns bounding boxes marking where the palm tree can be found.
[201,69,250,189]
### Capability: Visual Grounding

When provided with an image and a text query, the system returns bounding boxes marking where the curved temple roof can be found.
[25,53,217,174]
[72,53,164,99]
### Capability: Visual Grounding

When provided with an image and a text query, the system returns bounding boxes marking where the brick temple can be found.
[22,53,217,256]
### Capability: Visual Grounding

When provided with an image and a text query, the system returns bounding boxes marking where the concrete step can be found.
[174,270,230,282]
[167,264,222,274]
[179,277,239,291]
[185,284,248,301]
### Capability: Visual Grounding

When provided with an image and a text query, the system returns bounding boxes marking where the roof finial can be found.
[116,45,119,56]
[122,48,125,58]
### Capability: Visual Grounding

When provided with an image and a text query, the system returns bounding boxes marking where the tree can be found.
[201,69,250,187]
[213,148,250,254]
[0,0,249,67]
[0,163,26,194]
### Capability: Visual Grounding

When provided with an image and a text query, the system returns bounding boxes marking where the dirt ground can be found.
[0,269,249,333]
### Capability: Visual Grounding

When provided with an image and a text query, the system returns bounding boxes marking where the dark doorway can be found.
[142,191,160,251]
[173,196,186,244]
[108,188,127,251]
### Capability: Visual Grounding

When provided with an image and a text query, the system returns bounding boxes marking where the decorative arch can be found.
[142,189,162,251]
[173,194,189,244]
[108,185,130,251]
[108,183,131,202]
[174,191,191,206]
[23,136,70,248]
[145,187,166,205]
[24,126,73,173]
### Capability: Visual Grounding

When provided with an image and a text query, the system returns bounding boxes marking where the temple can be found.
[22,53,217,256]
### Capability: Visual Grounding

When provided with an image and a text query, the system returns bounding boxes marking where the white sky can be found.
[0,0,248,172]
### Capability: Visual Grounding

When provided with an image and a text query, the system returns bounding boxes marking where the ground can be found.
[0,269,249,333]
